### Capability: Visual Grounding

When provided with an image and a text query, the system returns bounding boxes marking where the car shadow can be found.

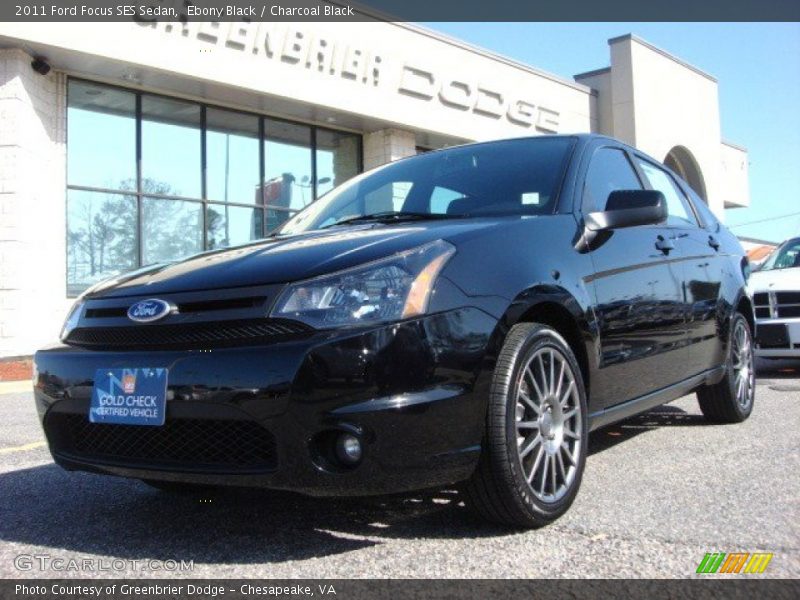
[0,463,503,566]
[588,404,706,455]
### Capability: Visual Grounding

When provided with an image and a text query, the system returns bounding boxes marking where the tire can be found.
[463,322,589,528]
[140,479,217,495]
[697,312,755,423]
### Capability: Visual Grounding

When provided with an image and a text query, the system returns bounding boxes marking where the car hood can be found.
[85,219,507,299]
[748,266,800,293]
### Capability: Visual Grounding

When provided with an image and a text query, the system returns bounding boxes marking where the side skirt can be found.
[588,366,726,432]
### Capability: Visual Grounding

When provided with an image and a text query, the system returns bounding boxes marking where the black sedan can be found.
[34,134,754,527]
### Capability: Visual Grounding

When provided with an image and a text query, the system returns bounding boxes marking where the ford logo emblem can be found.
[127,299,173,323]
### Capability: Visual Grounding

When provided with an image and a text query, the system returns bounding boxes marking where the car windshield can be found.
[759,238,800,271]
[276,137,575,235]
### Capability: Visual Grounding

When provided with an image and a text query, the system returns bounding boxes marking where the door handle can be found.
[655,235,675,255]
[708,235,720,251]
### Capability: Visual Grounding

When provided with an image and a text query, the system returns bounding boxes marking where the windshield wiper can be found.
[323,211,457,228]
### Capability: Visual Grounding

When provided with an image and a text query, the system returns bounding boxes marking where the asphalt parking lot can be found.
[1,359,798,579]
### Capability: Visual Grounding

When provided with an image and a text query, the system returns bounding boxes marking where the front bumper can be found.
[34,308,497,496]
[755,318,800,358]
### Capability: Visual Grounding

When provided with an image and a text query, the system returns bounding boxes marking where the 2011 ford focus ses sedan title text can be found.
[35,135,755,527]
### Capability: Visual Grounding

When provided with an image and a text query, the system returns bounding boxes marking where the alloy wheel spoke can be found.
[516,420,539,430]
[555,360,566,398]
[560,380,575,408]
[564,427,580,440]
[519,434,542,459]
[518,388,542,416]
[539,455,549,496]
[524,368,545,403]
[561,442,576,465]
[527,446,545,483]
[537,355,548,396]
[556,451,567,483]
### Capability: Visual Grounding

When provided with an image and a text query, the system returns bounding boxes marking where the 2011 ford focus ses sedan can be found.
[34,134,755,527]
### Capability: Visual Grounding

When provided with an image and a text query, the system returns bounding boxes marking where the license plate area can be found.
[90,368,168,426]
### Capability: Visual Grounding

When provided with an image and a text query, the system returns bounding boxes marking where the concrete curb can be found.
[0,381,32,395]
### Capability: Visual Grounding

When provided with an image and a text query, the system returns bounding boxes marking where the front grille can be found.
[752,290,800,320]
[65,318,312,349]
[84,296,267,319]
[777,292,800,304]
[46,413,277,472]
[781,306,800,318]
[755,307,770,319]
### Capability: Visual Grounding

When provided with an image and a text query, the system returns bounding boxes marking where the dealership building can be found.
[0,19,750,359]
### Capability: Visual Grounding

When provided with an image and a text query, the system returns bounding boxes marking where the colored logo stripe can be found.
[720,553,749,573]
[697,553,725,573]
[697,552,773,574]
[744,553,773,574]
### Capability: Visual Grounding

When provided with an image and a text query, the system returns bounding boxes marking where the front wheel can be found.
[463,323,588,528]
[697,313,755,423]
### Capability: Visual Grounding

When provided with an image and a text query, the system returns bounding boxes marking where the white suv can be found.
[749,236,800,358]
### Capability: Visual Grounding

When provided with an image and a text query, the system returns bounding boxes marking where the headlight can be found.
[60,299,85,341]
[270,240,456,328]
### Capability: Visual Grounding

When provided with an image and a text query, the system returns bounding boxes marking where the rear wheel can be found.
[697,313,755,423]
[463,323,588,528]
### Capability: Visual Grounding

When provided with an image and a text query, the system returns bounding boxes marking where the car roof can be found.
[425,133,635,156]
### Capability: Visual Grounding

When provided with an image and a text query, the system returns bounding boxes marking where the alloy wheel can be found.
[732,319,755,410]
[514,346,583,503]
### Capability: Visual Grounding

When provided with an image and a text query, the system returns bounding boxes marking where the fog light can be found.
[335,433,362,465]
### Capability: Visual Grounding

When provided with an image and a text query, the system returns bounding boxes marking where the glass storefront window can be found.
[315,129,360,197]
[66,79,362,294]
[67,81,136,190]
[206,108,260,205]
[263,119,313,229]
[141,95,201,198]
[142,198,203,265]
[206,203,264,249]
[66,190,137,296]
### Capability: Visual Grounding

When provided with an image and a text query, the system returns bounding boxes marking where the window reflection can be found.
[206,203,264,249]
[142,95,201,198]
[142,198,203,265]
[66,190,137,296]
[263,119,312,230]
[206,108,260,204]
[68,81,136,190]
[316,129,360,197]
[66,80,363,293]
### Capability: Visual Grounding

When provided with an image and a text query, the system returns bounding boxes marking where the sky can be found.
[425,22,800,244]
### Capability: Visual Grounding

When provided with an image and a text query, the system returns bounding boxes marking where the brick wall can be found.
[0,49,69,357]
[363,128,416,171]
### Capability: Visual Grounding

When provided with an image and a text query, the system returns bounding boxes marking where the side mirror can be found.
[584,190,667,232]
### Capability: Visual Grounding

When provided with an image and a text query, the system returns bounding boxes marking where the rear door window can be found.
[635,159,699,228]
